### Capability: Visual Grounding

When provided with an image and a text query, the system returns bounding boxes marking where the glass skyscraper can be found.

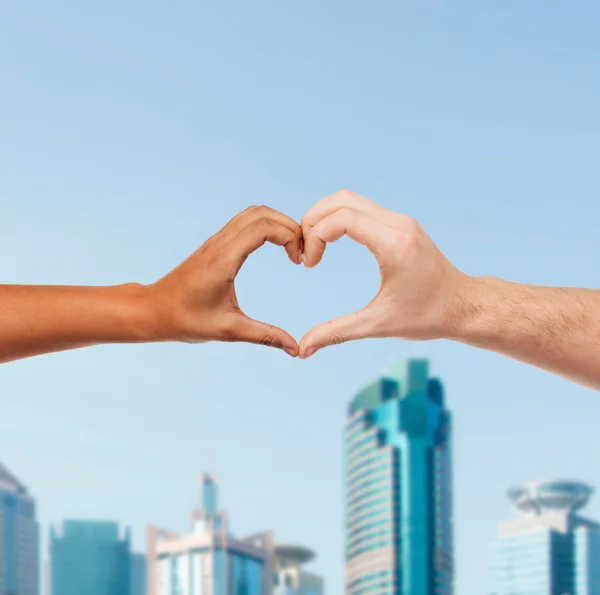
[345,359,454,595]
[50,520,132,595]
[489,479,600,595]
[0,463,39,595]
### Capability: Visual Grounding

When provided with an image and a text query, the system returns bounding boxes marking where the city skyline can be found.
[2,354,600,594]
[0,463,324,594]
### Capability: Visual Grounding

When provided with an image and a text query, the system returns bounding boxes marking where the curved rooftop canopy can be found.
[274,544,316,569]
[508,480,593,516]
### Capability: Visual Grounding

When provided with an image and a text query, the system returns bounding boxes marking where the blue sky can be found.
[2,1,600,593]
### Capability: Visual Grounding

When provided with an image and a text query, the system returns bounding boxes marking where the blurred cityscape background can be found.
[2,358,599,594]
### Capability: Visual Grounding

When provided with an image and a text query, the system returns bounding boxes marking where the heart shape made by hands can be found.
[221,190,456,359]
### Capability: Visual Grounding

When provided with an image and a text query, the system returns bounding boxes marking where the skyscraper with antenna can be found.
[147,473,324,595]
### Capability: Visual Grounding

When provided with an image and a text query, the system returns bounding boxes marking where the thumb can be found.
[232,314,299,357]
[299,307,377,359]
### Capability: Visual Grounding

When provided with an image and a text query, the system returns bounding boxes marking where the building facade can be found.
[148,473,274,595]
[130,553,147,595]
[0,463,39,595]
[273,545,324,595]
[345,359,453,595]
[148,474,323,595]
[489,480,600,595]
[50,520,132,595]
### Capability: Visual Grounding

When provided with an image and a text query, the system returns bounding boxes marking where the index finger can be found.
[305,207,397,267]
[301,190,404,267]
[302,189,406,230]
[221,205,302,261]
[227,218,303,275]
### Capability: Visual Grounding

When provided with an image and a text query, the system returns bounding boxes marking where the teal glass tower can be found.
[488,480,600,594]
[345,359,454,595]
[50,520,132,595]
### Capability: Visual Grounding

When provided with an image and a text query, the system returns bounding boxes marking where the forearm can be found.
[450,276,600,390]
[0,283,157,364]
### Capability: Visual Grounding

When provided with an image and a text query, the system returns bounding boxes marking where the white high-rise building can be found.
[489,479,600,594]
[147,473,324,595]
[0,463,40,595]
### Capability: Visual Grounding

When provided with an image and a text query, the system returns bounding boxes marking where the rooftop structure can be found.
[274,545,316,570]
[508,480,593,517]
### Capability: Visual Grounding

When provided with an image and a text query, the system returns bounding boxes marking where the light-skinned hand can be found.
[298,190,470,358]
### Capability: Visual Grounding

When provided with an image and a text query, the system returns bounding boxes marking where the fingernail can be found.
[304,347,317,358]
[283,346,297,357]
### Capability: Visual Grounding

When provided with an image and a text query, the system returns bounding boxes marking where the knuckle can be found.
[254,205,271,217]
[401,216,420,235]
[220,252,237,271]
[338,188,355,199]
[251,217,273,232]
[338,189,359,206]
[337,206,356,223]
[390,217,420,250]
[393,230,418,251]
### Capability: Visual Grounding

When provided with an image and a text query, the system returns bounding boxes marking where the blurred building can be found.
[0,463,39,595]
[488,479,600,594]
[274,545,324,595]
[130,552,147,595]
[147,473,323,595]
[345,359,454,595]
[50,520,132,595]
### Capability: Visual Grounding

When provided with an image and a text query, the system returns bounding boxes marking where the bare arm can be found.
[451,277,600,389]
[0,283,154,363]
[299,190,600,391]
[0,206,302,365]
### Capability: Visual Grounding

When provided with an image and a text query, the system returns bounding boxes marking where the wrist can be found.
[443,274,498,342]
[115,282,167,343]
